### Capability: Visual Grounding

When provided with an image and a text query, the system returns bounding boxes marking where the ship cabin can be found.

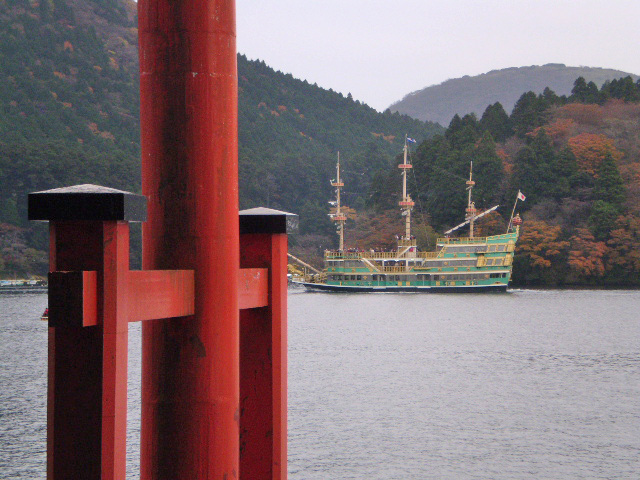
[322,231,517,289]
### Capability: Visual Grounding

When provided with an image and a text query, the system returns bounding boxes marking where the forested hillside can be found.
[237,56,440,225]
[0,0,440,277]
[355,77,640,286]
[3,0,640,287]
[390,64,638,126]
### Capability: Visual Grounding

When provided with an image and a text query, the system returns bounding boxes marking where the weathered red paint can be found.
[138,0,240,477]
[127,270,195,322]
[100,222,129,480]
[46,221,130,480]
[238,268,269,309]
[49,270,195,327]
[239,233,288,480]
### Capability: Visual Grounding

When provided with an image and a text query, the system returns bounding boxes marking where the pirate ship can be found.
[294,137,523,292]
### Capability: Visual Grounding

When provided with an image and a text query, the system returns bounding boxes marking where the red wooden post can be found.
[31,0,297,476]
[239,208,297,480]
[138,0,240,477]
[29,185,147,480]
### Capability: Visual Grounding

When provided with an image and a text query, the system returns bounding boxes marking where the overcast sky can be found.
[236,0,640,111]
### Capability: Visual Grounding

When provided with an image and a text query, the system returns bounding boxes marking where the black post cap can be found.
[239,207,298,234]
[28,184,147,222]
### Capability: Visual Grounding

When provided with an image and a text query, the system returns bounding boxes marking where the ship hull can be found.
[294,281,508,293]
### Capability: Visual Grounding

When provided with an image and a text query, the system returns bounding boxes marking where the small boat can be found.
[293,137,523,292]
[0,278,48,293]
[40,308,49,321]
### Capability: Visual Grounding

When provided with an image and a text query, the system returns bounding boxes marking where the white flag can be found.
[517,191,526,201]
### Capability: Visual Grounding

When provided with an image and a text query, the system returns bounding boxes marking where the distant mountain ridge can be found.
[390,64,639,125]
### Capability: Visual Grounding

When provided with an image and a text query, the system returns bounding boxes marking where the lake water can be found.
[1,289,639,479]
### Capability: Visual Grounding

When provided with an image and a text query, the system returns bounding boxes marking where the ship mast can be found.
[465,161,477,238]
[331,152,347,251]
[398,136,415,240]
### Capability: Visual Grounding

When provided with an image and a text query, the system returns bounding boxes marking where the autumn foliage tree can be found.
[605,215,640,283]
[513,221,570,285]
[568,133,623,177]
[567,228,607,282]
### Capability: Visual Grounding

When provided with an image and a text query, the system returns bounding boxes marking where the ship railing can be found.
[416,251,440,259]
[437,237,488,245]
[437,232,518,245]
[324,251,362,259]
[361,251,399,259]
[325,250,405,260]
[381,266,412,273]
[397,239,417,247]
[486,233,518,242]
[325,250,441,260]
[293,271,327,284]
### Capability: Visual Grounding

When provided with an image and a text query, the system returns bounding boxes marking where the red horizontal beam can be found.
[48,268,268,326]
[127,270,195,322]
[238,268,268,310]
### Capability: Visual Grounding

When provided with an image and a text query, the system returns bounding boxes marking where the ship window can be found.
[357,275,362,281]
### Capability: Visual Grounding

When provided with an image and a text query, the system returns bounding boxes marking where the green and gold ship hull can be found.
[296,231,518,293]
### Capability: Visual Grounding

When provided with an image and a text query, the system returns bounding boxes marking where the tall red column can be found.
[138,0,239,478]
[238,208,296,479]
[28,185,148,480]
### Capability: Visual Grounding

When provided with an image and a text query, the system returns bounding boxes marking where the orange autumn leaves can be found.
[568,133,623,177]
[517,219,640,281]
[518,221,568,269]
[567,228,607,277]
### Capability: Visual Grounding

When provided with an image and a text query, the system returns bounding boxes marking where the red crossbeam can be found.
[48,268,268,327]
[127,270,195,322]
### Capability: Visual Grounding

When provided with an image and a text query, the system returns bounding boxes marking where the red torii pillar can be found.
[30,0,294,476]
[28,185,194,479]
[28,187,295,480]
[137,0,241,477]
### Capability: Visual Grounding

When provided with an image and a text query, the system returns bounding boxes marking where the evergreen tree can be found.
[602,76,640,102]
[542,87,562,105]
[571,77,589,101]
[445,113,479,148]
[570,76,600,103]
[479,102,512,142]
[588,200,620,241]
[510,91,548,137]
[593,153,625,208]
[470,131,505,206]
[512,130,557,204]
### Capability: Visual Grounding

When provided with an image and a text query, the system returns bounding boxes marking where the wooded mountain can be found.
[390,64,639,125]
[4,0,640,287]
[0,0,440,276]
[358,77,640,287]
